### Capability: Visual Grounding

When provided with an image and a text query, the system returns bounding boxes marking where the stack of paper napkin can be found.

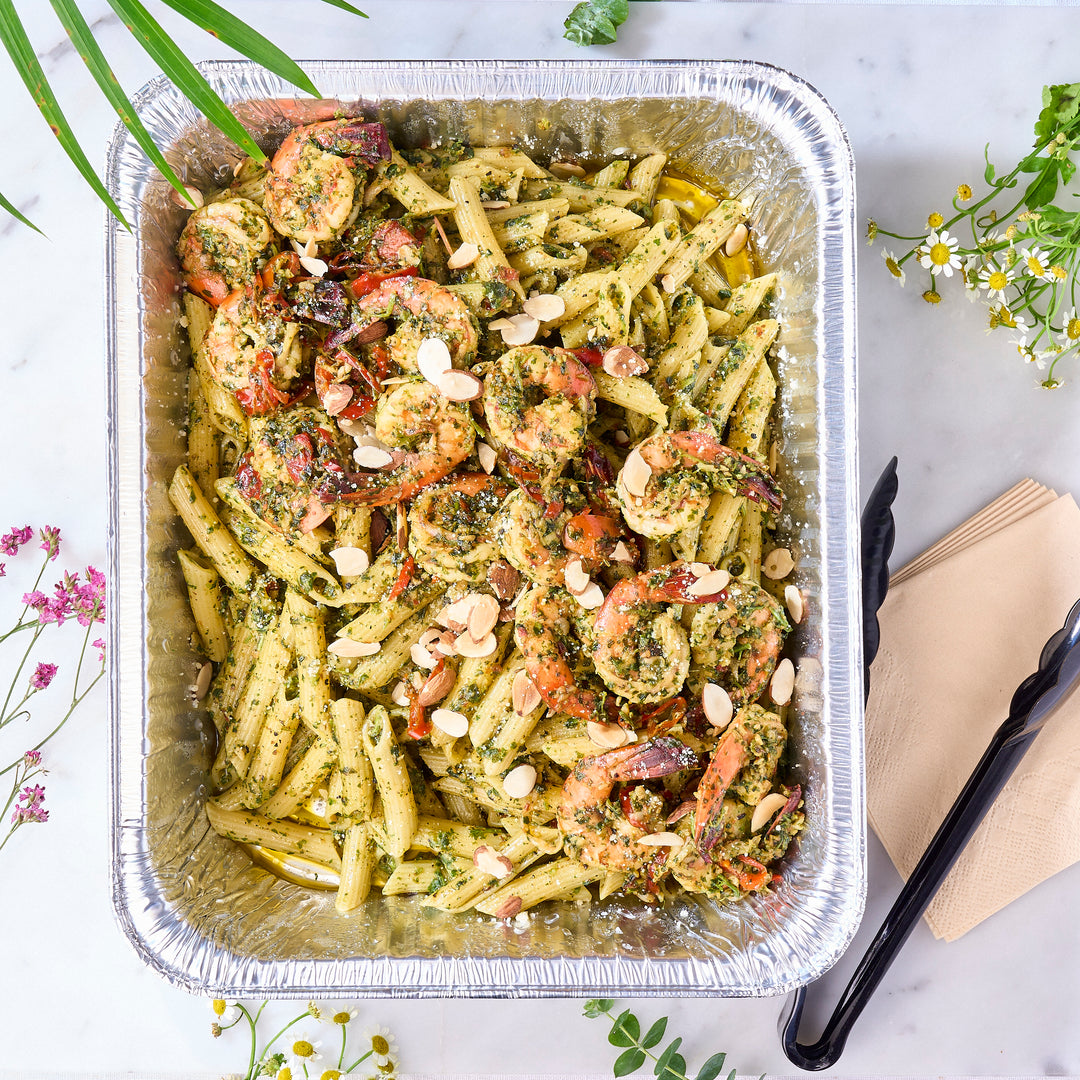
[866,479,1080,941]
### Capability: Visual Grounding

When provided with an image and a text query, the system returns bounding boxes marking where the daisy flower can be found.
[918,230,961,277]
[1058,307,1080,347]
[1019,245,1051,279]
[978,263,1013,301]
[210,999,241,1026]
[880,248,905,286]
[362,1025,399,1067]
[285,1033,322,1073]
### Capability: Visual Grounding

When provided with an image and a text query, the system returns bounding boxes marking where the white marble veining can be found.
[2,1,1080,1076]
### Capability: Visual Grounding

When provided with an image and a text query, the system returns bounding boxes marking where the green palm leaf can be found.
[316,0,370,14]
[50,0,196,207]
[108,0,268,163]
[0,187,43,235]
[0,0,130,228]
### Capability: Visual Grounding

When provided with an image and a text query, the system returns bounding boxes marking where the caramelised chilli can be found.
[171,117,805,916]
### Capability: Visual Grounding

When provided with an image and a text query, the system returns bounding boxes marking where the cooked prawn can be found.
[339,380,475,506]
[491,483,586,586]
[482,346,597,475]
[263,119,391,243]
[557,736,699,873]
[176,198,273,306]
[616,430,782,540]
[591,561,733,705]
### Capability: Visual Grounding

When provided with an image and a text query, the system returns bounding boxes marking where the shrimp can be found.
[202,283,304,414]
[263,119,391,243]
[339,380,475,506]
[175,198,273,306]
[491,483,587,586]
[350,275,478,373]
[688,580,789,703]
[557,736,700,873]
[616,430,782,540]
[408,473,511,582]
[482,346,597,475]
[590,561,733,705]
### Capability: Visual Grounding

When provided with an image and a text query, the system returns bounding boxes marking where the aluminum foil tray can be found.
[106,60,864,998]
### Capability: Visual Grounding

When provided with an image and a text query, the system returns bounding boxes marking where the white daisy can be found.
[210,999,241,1026]
[362,1025,399,1067]
[880,247,905,287]
[978,263,1013,301]
[1019,245,1051,279]
[1058,307,1080,347]
[917,229,962,277]
[285,1033,322,1073]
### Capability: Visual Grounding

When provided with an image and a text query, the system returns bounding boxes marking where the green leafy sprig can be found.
[869,81,1080,388]
[584,1000,744,1080]
[0,0,367,232]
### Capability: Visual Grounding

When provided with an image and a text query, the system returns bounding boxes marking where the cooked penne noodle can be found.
[449,176,526,302]
[177,548,229,663]
[362,706,417,860]
[205,801,341,869]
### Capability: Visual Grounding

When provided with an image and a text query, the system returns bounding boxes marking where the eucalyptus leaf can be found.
[584,999,615,1018]
[613,1048,646,1078]
[641,1017,668,1049]
[694,1052,727,1080]
[608,1008,640,1048]
[563,0,629,46]
[653,1038,683,1078]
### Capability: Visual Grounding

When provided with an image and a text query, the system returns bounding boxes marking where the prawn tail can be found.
[609,735,700,784]
[734,468,783,514]
[693,734,750,853]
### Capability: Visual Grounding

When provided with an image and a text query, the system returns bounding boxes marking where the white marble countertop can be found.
[2,1,1080,1076]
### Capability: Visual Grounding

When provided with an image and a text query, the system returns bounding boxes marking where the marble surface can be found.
[2,1,1080,1076]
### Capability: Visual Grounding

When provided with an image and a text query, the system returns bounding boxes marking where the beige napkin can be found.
[866,481,1080,941]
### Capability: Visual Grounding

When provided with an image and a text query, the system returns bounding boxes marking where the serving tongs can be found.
[780,458,1080,1070]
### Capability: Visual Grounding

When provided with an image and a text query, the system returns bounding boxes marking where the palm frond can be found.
[0,186,43,235]
[0,0,130,228]
[315,0,369,16]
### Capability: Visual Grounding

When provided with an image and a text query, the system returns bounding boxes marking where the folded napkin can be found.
[865,480,1080,941]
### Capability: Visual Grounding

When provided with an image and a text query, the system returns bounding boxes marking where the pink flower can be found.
[23,750,42,767]
[0,525,32,556]
[0,562,5,577]
[11,784,48,825]
[39,526,62,561]
[31,662,57,690]
[93,638,106,663]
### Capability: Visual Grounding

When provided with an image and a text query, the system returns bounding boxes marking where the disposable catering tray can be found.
[106,59,864,998]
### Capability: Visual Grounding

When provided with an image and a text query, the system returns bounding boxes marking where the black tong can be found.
[780,459,1080,1070]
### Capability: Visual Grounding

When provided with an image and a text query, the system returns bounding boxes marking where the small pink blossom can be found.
[31,662,58,690]
[93,638,106,663]
[0,563,6,577]
[23,750,42,767]
[11,784,48,825]
[1,525,32,556]
[39,526,62,561]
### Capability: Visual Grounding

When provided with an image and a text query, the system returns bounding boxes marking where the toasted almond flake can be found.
[660,273,677,293]
[770,658,795,705]
[417,664,457,707]
[613,429,630,446]
[601,345,649,378]
[431,707,469,737]
[784,584,805,625]
[477,441,497,474]
[512,669,542,716]
[455,630,497,658]
[689,562,711,578]
[329,546,370,577]
[300,255,328,277]
[194,662,213,700]
[573,580,604,610]
[610,541,635,564]
[473,845,514,878]
[418,627,444,651]
[435,369,484,402]
[329,638,381,657]
[410,642,438,670]
[481,199,511,209]
[438,594,479,631]
[687,568,731,597]
[620,448,652,499]
[353,444,394,469]
[587,720,631,748]
[290,238,307,257]
[417,336,453,383]
[724,223,750,257]
[303,238,318,259]
[563,557,590,596]
[751,791,789,834]
[522,293,566,321]
[487,317,515,332]
[322,383,354,417]
[487,560,521,601]
[763,547,795,580]
[768,441,779,474]
[337,416,368,438]
[494,895,523,918]
[638,831,684,848]
[494,313,541,347]
[391,681,411,707]
[467,593,500,642]
[432,632,457,656]
[502,764,537,800]
[172,184,204,209]
[549,161,586,179]
[702,682,734,730]
[447,241,480,269]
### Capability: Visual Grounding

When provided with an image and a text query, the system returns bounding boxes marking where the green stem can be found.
[597,1005,689,1080]
[344,1049,374,1073]
[0,624,41,724]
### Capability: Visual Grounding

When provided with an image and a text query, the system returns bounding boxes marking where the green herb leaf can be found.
[584,999,615,1018]
[608,1008,640,1048]
[657,1051,687,1080]
[694,1052,727,1080]
[0,0,130,228]
[107,0,267,163]
[563,0,629,46]
[641,1017,668,1049]
[1035,82,1080,145]
[653,1038,683,1078]
[1023,161,1060,210]
[614,1048,647,1077]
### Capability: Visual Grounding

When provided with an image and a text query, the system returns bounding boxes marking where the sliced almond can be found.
[494,895,523,918]
[769,658,795,706]
[172,184,204,209]
[353,445,394,469]
[299,255,328,278]
[477,441,497,474]
[391,681,411,707]
[702,682,734,731]
[417,664,457,707]
[439,593,481,631]
[601,345,649,378]
[750,791,789,834]
[784,584,805,625]
[763,547,795,580]
[620,448,652,499]
[432,631,458,656]
[638,832,684,848]
[329,638,381,657]
[587,720,631,748]
[473,845,514,878]
[660,273,677,293]
[329,546,370,577]
[447,241,480,270]
[610,541,635,564]
[417,336,453,383]
[194,661,213,701]
[572,580,604,610]
[487,560,521,601]
[431,707,469,737]
[522,293,566,321]
[418,627,444,651]
[493,313,540,347]
[410,642,438,670]
[322,383,355,417]
[549,161,586,179]
[455,630,497,658]
[724,223,750,258]
[613,429,630,447]
[563,557,591,596]
[481,199,511,210]
[512,669,542,716]
[435,369,484,402]
[686,568,731,597]
[502,764,537,800]
[337,416,368,439]
[467,593,500,642]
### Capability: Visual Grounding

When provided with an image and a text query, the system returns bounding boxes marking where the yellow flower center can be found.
[885,256,902,279]
[927,212,944,228]
[998,307,1018,328]
[929,242,952,267]
[372,1035,390,1056]
[333,1011,352,1025]
[293,1040,315,1059]
[986,270,1008,291]
[1052,264,1067,280]
[1067,318,1080,340]
[212,1000,227,1017]
[957,184,972,201]
[278,1069,293,1080]
[922,290,941,305]
[1026,255,1046,276]
[321,1072,342,1080]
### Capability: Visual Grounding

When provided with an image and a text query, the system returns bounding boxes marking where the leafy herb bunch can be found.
[869,82,1080,388]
